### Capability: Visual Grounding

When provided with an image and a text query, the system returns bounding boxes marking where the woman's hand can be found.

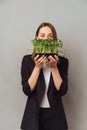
[48,55,59,69]
[34,55,47,70]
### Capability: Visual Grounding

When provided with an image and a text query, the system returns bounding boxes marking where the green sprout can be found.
[32,38,64,56]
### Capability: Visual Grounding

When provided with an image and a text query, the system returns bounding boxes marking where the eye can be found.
[48,35,53,39]
[40,34,45,37]
[38,34,45,38]
[50,35,53,38]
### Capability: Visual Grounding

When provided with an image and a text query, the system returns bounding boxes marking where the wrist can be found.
[34,65,41,72]
[51,66,57,71]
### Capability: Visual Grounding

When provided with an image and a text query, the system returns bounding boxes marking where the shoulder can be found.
[22,54,33,61]
[22,54,32,60]
[21,54,34,65]
[59,56,69,65]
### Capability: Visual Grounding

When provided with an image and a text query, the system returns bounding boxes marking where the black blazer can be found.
[20,54,69,130]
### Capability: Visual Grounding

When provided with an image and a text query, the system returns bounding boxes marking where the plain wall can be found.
[0,0,87,130]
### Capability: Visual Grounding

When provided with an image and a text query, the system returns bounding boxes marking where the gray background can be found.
[0,0,87,130]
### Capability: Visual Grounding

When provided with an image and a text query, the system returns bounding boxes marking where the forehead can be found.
[39,26,53,34]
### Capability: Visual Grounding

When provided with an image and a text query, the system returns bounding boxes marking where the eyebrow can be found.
[39,33,45,35]
[49,33,53,35]
[39,33,53,35]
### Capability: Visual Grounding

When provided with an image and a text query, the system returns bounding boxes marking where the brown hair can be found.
[35,22,58,40]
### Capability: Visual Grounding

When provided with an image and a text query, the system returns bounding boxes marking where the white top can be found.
[40,62,51,108]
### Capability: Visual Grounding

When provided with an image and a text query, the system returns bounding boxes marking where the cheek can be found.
[48,36,53,39]
[37,36,45,39]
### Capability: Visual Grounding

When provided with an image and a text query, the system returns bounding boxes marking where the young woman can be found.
[20,22,69,130]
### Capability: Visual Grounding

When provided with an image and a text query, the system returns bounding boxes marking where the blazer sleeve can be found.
[21,55,34,96]
[54,57,69,96]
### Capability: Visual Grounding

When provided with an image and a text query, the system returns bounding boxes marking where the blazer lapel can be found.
[47,72,53,93]
[37,69,46,106]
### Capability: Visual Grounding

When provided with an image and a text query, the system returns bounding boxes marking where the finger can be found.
[38,59,45,65]
[48,55,56,62]
[36,56,47,65]
[34,55,39,61]
[54,55,58,59]
[54,55,59,61]
[41,57,48,63]
[54,55,60,63]
[37,55,45,62]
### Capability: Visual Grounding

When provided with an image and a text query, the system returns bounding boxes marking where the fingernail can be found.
[37,54,39,57]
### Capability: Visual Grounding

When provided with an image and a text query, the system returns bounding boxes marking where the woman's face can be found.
[37,26,53,39]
